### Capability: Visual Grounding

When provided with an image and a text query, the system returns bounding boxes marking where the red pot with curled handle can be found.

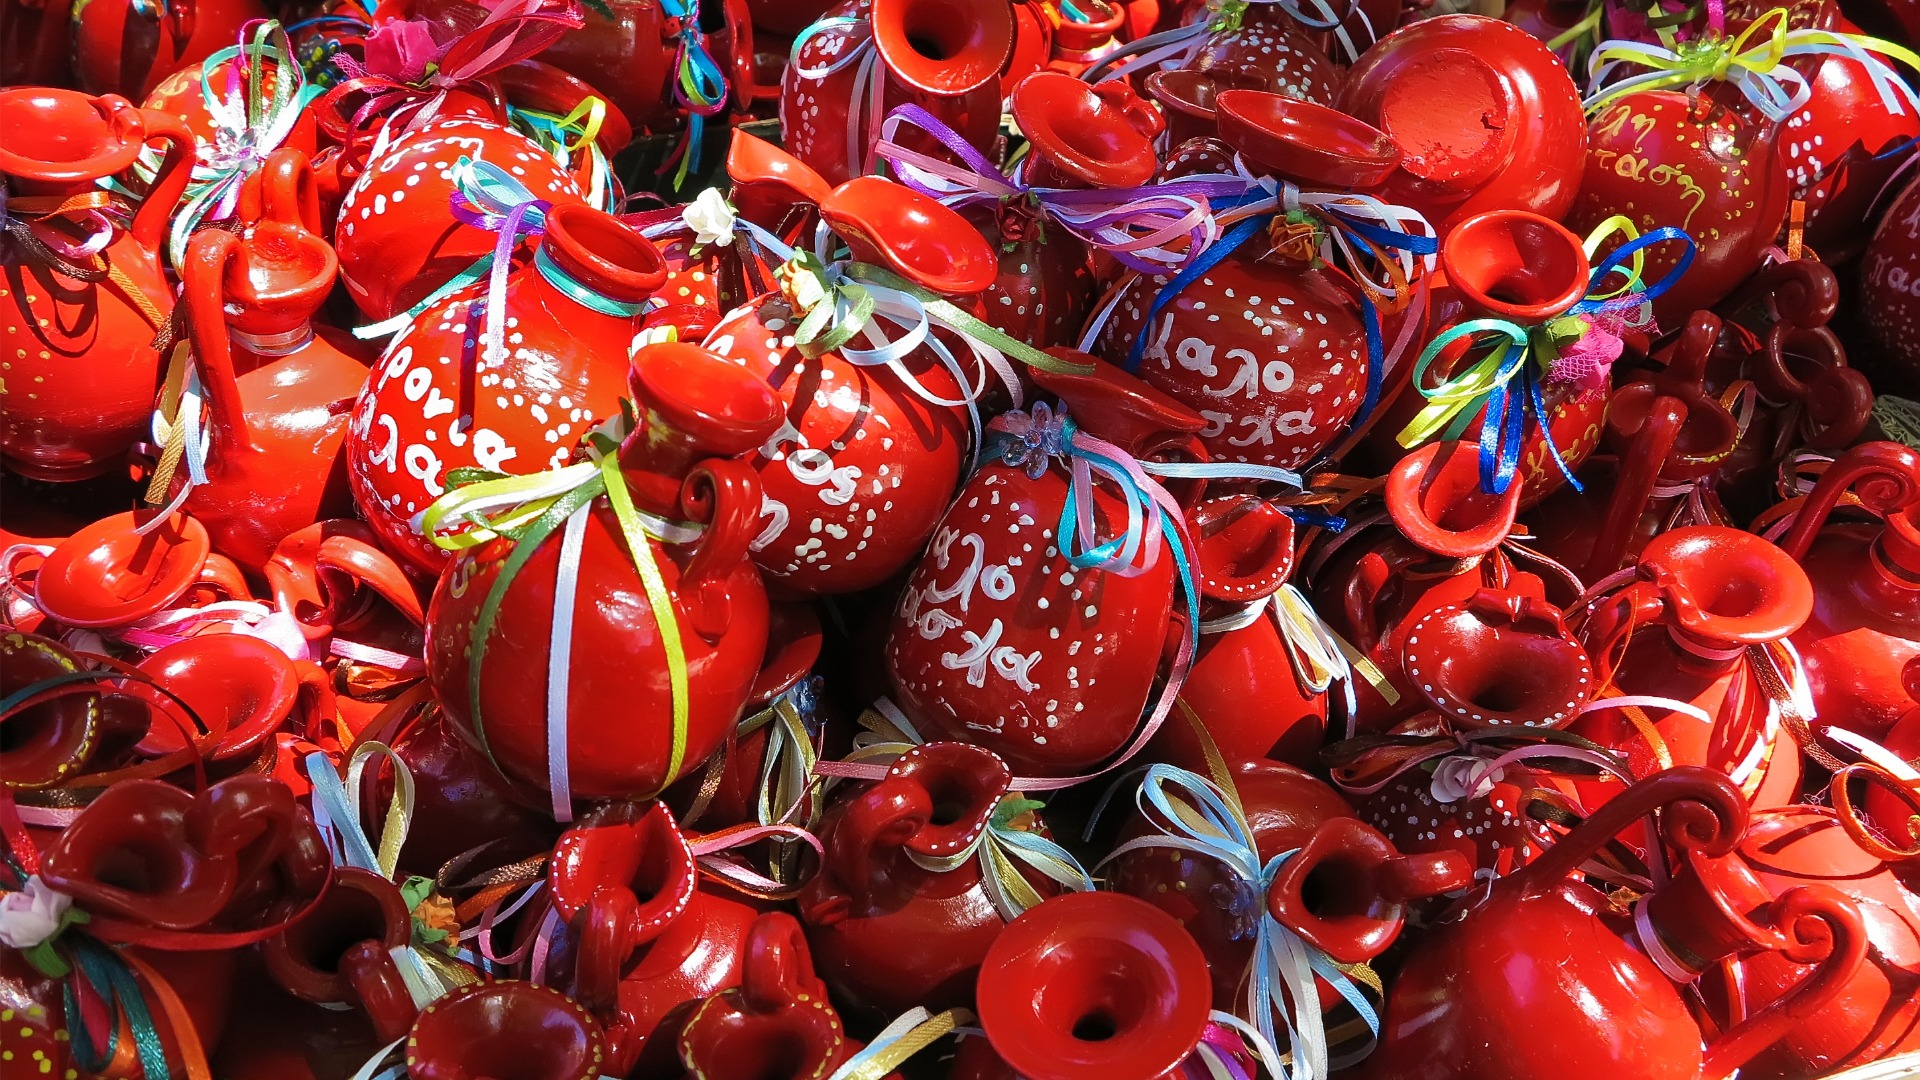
[1307,438,1558,732]
[1569,527,1813,815]
[1360,767,1868,1080]
[0,88,194,483]
[348,204,668,575]
[702,174,996,598]
[1336,14,1586,234]
[425,340,781,802]
[884,356,1205,778]
[949,891,1218,1080]
[404,979,611,1080]
[259,867,421,1044]
[1092,91,1390,472]
[166,149,370,574]
[780,0,1014,186]
[1776,440,1920,746]
[542,800,760,1073]
[798,742,1058,1021]
[632,912,900,1078]
[1568,84,1791,329]
[1692,803,1920,1075]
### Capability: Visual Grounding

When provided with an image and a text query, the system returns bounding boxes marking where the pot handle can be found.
[1576,579,1668,688]
[1504,766,1747,900]
[131,107,197,259]
[1699,885,1868,1080]
[740,912,829,1012]
[1586,393,1688,581]
[1340,549,1394,657]
[1776,441,1920,561]
[678,458,763,641]
[181,228,257,459]
[1830,763,1920,861]
[572,887,642,1013]
[255,146,325,235]
[316,531,429,627]
[340,940,420,1044]
[1264,816,1471,965]
[825,779,932,911]
[1749,326,1873,451]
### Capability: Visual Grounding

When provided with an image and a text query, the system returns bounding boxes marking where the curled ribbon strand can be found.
[902,793,1096,921]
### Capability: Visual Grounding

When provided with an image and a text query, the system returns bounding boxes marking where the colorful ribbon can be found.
[789,14,887,180]
[1586,7,1920,123]
[902,793,1095,921]
[826,1008,976,1080]
[655,0,731,188]
[1082,0,1373,82]
[417,429,698,817]
[874,104,1231,274]
[506,96,616,210]
[1393,216,1694,495]
[1097,766,1381,1080]
[1196,584,1396,735]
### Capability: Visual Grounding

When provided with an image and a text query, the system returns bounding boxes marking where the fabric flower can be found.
[683,188,737,248]
[0,877,73,949]
[364,18,447,85]
[1429,755,1502,805]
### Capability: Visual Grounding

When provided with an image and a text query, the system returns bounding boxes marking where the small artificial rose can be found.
[682,188,738,248]
[0,877,81,965]
[1429,755,1502,805]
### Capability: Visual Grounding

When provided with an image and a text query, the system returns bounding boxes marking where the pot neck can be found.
[529,242,651,326]
[229,323,318,364]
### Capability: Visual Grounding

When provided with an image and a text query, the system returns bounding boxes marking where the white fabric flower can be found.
[683,188,737,247]
[1429,756,1502,805]
[0,877,72,949]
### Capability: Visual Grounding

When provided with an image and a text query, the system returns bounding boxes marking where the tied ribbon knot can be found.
[902,793,1096,922]
[1096,766,1381,1080]
[1393,215,1696,496]
[1196,585,1398,734]
[874,105,1234,275]
[1585,6,1920,124]
[656,0,732,189]
[506,96,614,210]
[161,20,323,268]
[417,425,701,820]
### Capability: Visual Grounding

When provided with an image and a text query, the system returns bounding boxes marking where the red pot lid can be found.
[34,511,211,628]
[1011,71,1158,189]
[819,176,999,296]
[1215,89,1402,190]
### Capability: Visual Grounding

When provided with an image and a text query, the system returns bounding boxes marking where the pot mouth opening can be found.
[1441,211,1590,322]
[687,1027,823,1080]
[289,887,394,975]
[541,204,668,306]
[872,0,1015,95]
[631,342,784,460]
[0,89,143,181]
[1298,857,1374,921]
[417,984,601,1080]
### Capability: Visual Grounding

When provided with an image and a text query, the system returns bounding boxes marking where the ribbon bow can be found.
[1097,766,1381,1080]
[417,426,700,820]
[506,96,615,210]
[161,21,323,268]
[319,0,585,137]
[904,793,1095,921]
[656,0,731,188]
[875,105,1232,275]
[1393,216,1695,495]
[1586,6,1920,124]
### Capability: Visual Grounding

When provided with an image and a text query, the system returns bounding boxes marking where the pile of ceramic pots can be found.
[8,0,1920,1076]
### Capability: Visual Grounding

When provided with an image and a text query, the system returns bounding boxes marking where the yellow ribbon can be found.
[829,1008,976,1080]
[1586,9,1794,115]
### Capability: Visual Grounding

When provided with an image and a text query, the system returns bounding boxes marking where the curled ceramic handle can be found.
[1577,579,1671,687]
[825,780,932,912]
[1265,816,1471,964]
[340,941,419,1043]
[1508,766,1747,901]
[1461,588,1568,637]
[678,458,763,640]
[1700,885,1868,1080]
[1724,258,1840,332]
[1830,763,1920,861]
[1092,78,1167,140]
[316,531,429,627]
[1749,326,1872,450]
[131,107,197,257]
[740,912,829,1012]
[1341,549,1396,657]
[1777,441,1920,561]
[183,228,257,458]
[1586,392,1688,581]
[573,887,643,1013]
[195,552,256,602]
[253,145,325,235]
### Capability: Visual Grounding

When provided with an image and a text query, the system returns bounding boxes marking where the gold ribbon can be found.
[828,1007,976,1080]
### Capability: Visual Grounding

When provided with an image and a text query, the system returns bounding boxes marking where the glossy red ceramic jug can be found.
[0,88,194,482]
[348,203,668,573]
[70,0,268,98]
[425,341,780,801]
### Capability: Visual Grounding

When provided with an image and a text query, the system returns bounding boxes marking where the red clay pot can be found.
[384,706,563,877]
[1188,4,1343,104]
[31,510,213,628]
[1860,170,1920,392]
[798,742,1050,1020]
[70,0,267,98]
[1777,441,1920,745]
[131,633,329,764]
[0,88,194,482]
[885,358,1205,776]
[704,176,993,597]
[1337,15,1586,234]
[348,204,667,573]
[544,801,760,1072]
[780,0,1014,185]
[1361,768,1864,1080]
[404,980,610,1080]
[0,632,102,789]
[426,340,779,801]
[260,867,420,1043]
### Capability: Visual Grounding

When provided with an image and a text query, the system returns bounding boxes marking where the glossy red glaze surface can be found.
[406,980,609,1080]
[1189,7,1342,105]
[0,631,101,790]
[334,112,585,322]
[32,510,210,628]
[169,155,368,573]
[799,742,1039,1019]
[1337,15,1585,233]
[1216,89,1401,189]
[975,892,1214,1080]
[780,0,1013,185]
[1861,174,1920,391]
[141,54,321,159]
[1,946,238,1080]
[426,342,779,800]
[1570,90,1790,328]
[348,204,665,573]
[0,89,194,481]
[261,867,419,1043]
[387,708,563,877]
[132,633,314,763]
[70,0,267,98]
[544,801,759,1071]
[885,360,1201,776]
